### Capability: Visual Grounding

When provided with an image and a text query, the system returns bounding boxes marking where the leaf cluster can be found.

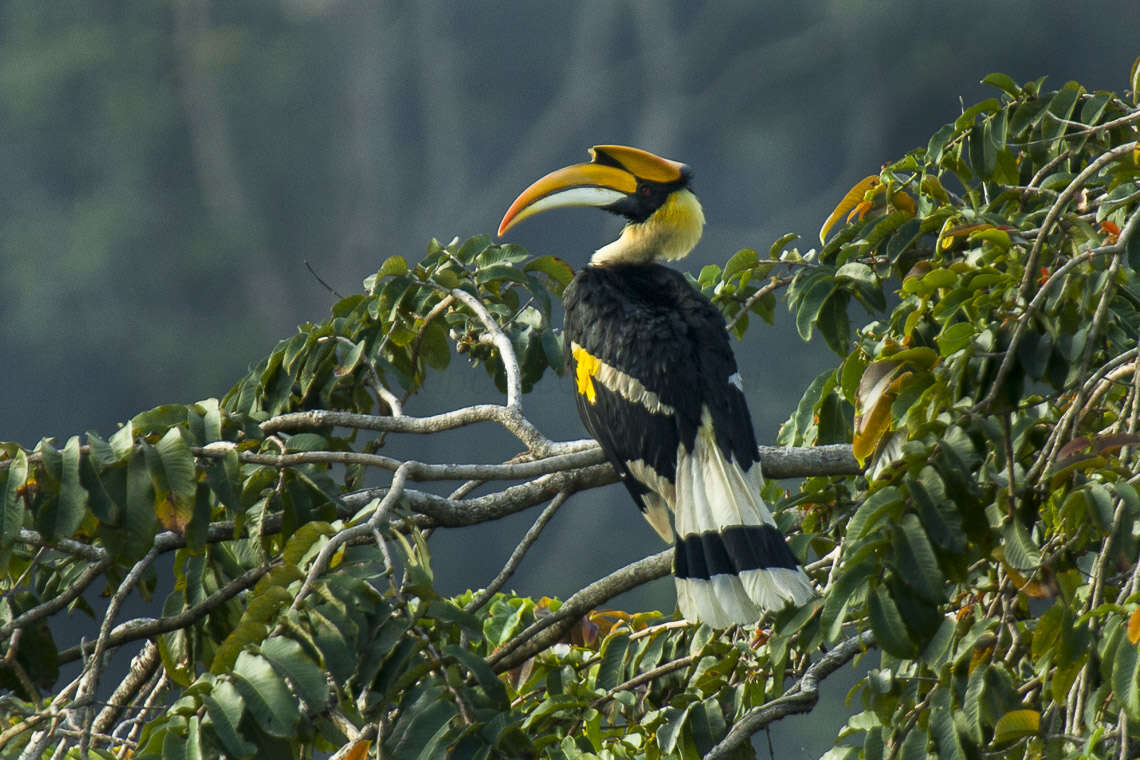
[767,68,1140,759]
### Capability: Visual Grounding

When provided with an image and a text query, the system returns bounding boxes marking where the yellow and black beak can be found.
[498,145,689,237]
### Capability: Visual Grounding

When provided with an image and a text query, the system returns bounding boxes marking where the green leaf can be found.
[898,724,929,760]
[282,521,334,567]
[910,470,966,555]
[0,449,28,553]
[131,404,189,436]
[1042,83,1082,150]
[954,97,1001,132]
[793,271,837,342]
[820,748,860,760]
[457,234,492,263]
[991,709,1040,745]
[818,291,852,356]
[723,248,759,282]
[260,635,329,711]
[963,663,987,744]
[525,254,575,292]
[921,617,956,670]
[1002,519,1041,571]
[154,428,197,533]
[657,704,694,754]
[1032,604,1064,663]
[847,486,904,540]
[821,560,875,642]
[41,436,87,540]
[869,585,917,658]
[981,72,1021,98]
[894,513,944,603]
[595,633,631,691]
[378,255,409,278]
[443,644,508,706]
[1112,636,1140,721]
[931,688,967,760]
[969,118,997,179]
[926,123,956,166]
[125,446,158,560]
[202,681,255,758]
[387,686,457,759]
[769,232,800,260]
[934,321,971,357]
[231,650,301,738]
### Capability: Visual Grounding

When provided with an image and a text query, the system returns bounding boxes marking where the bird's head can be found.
[498,145,705,267]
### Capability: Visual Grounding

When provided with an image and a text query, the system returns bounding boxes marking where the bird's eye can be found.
[639,185,651,197]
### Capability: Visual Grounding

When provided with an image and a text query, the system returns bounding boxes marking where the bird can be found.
[497,145,814,628]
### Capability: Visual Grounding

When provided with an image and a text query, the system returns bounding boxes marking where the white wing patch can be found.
[673,408,773,538]
[625,458,678,542]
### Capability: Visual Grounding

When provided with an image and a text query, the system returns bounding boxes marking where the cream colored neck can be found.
[590,188,705,267]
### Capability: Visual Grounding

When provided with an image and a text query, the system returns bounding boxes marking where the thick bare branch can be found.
[260,404,562,455]
[488,550,672,673]
[57,564,270,666]
[703,630,876,759]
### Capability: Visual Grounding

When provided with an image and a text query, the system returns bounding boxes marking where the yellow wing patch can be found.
[572,343,600,403]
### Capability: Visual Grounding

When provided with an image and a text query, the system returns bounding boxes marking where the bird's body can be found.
[499,145,814,627]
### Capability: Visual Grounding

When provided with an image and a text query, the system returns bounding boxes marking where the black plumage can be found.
[563,264,804,588]
[563,264,758,492]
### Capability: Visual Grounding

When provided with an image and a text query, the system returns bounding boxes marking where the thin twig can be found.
[726,276,791,332]
[58,564,270,665]
[466,492,570,612]
[304,259,344,300]
[703,630,876,760]
[1016,141,1138,302]
[0,556,112,641]
[448,287,524,410]
[193,442,606,483]
[289,463,412,612]
[487,550,673,673]
[980,199,1140,413]
[260,404,559,455]
[76,543,162,755]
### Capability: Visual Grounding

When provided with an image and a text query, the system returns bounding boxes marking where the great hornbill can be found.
[498,145,814,628]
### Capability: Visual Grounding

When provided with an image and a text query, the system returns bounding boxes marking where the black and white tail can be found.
[671,413,815,628]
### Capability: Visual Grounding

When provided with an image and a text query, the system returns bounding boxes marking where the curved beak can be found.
[498,145,688,237]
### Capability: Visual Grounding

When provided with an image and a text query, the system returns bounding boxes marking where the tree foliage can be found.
[2,66,1140,758]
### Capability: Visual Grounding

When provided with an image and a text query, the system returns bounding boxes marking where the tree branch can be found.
[487,550,672,673]
[465,492,569,613]
[703,630,876,759]
[56,563,270,666]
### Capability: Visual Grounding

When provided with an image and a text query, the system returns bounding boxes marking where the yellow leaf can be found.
[820,175,881,243]
[852,360,910,465]
[992,709,1040,745]
[342,741,371,760]
[968,640,994,674]
[1002,562,1054,599]
[891,191,916,216]
[920,174,949,202]
[155,493,189,534]
[1128,607,1140,645]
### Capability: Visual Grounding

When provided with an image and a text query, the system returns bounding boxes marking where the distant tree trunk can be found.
[172,0,289,324]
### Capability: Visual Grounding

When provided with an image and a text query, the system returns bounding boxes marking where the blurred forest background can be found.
[1,1,1137,753]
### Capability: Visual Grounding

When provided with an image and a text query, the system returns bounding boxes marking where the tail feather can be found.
[671,412,815,627]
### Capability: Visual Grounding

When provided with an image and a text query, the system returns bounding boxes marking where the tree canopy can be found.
[2,65,1140,759]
